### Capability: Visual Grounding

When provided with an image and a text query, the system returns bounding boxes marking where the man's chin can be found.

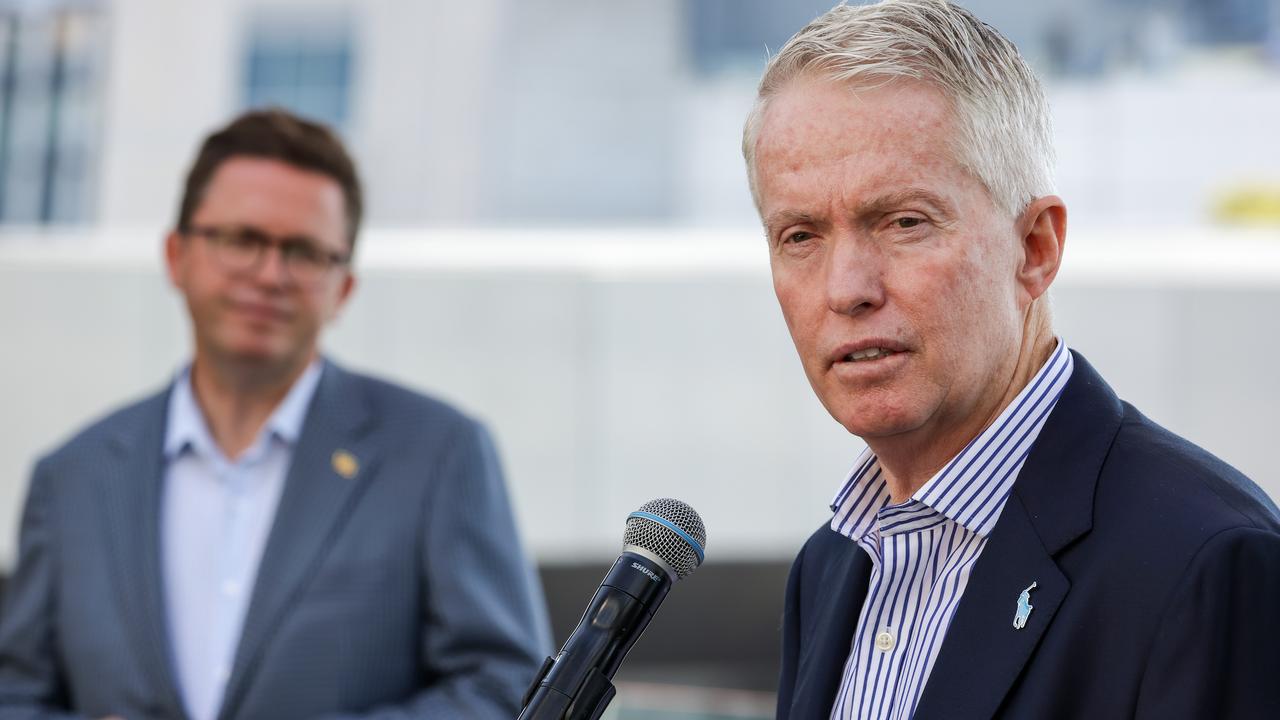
[212,340,306,373]
[831,407,924,440]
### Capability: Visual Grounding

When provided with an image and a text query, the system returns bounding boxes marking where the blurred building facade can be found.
[2,0,1280,230]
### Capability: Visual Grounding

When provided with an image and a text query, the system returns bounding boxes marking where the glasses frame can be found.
[180,224,351,286]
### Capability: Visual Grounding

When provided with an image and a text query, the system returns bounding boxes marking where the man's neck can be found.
[872,320,1058,504]
[189,352,314,460]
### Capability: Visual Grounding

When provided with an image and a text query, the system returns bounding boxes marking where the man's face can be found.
[165,156,355,375]
[753,77,1029,443]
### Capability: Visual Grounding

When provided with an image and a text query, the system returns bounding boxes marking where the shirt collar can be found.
[830,338,1074,541]
[163,359,324,462]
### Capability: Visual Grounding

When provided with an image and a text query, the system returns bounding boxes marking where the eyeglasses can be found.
[181,225,351,285]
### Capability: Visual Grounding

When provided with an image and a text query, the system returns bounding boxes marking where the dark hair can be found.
[176,108,363,249]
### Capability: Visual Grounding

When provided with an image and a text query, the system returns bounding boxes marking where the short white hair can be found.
[742,0,1055,218]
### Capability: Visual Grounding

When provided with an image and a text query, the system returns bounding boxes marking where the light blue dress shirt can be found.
[161,362,322,720]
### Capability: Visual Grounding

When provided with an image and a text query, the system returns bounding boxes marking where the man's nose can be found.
[252,244,291,287]
[825,234,885,317]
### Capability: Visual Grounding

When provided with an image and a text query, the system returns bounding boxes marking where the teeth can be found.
[846,347,895,362]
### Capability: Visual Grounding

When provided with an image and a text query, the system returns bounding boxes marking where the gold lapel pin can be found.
[331,449,359,479]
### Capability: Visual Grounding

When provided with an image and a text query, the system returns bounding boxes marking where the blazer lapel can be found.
[911,499,1068,720]
[789,534,873,720]
[97,390,189,720]
[913,351,1123,719]
[218,363,376,720]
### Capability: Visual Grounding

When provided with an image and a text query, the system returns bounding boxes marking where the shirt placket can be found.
[867,528,912,715]
[854,505,940,720]
[206,452,259,719]
[841,523,909,720]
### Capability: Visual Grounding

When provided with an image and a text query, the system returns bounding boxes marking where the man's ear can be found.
[1016,195,1067,304]
[164,230,186,290]
[328,271,357,322]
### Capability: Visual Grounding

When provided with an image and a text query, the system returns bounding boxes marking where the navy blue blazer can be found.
[0,361,551,719]
[778,352,1280,719]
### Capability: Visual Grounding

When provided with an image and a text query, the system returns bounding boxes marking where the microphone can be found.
[518,498,707,720]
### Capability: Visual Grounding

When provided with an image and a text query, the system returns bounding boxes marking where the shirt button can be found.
[875,628,895,652]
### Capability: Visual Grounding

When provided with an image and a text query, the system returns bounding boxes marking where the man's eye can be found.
[282,243,324,265]
[782,231,813,245]
[230,231,268,249]
[894,217,924,229]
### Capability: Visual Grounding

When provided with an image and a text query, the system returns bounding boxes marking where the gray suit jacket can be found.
[0,361,551,719]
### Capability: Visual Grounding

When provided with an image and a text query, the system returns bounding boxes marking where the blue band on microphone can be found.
[627,511,705,565]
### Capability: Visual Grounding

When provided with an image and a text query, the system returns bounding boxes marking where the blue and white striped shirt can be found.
[827,340,1073,720]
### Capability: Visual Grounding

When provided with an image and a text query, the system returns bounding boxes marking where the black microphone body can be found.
[519,498,707,720]
[518,551,671,720]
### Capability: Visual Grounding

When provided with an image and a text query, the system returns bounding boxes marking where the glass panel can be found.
[684,0,842,76]
[241,17,353,132]
[0,5,103,226]
[0,14,15,221]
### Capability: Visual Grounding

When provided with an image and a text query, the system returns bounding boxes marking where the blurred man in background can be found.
[0,109,549,719]
[744,1,1280,717]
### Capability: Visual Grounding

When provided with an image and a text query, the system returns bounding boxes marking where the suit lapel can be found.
[789,534,873,720]
[97,390,189,720]
[218,363,376,720]
[914,351,1123,719]
[911,498,1068,719]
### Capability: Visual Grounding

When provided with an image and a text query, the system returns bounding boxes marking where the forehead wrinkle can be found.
[854,187,958,220]
[755,77,982,229]
[764,208,820,231]
[769,77,955,156]
[763,103,956,181]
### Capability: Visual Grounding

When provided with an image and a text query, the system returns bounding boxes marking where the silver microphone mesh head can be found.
[623,498,707,580]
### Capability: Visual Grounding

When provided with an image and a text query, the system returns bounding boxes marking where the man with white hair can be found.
[744,1,1280,717]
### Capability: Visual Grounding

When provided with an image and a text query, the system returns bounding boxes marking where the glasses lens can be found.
[194,227,344,285]
[210,229,267,272]
[282,243,340,285]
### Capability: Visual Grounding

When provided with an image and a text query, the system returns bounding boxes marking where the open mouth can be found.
[842,347,900,363]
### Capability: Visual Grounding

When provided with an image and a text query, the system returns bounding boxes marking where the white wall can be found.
[97,0,240,226]
[94,0,513,228]
[1051,76,1280,228]
[2,228,1278,570]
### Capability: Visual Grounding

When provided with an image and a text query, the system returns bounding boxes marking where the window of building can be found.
[684,0,847,76]
[242,15,353,132]
[0,4,104,225]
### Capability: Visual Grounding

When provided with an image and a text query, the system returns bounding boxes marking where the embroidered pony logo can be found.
[1013,581,1037,630]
